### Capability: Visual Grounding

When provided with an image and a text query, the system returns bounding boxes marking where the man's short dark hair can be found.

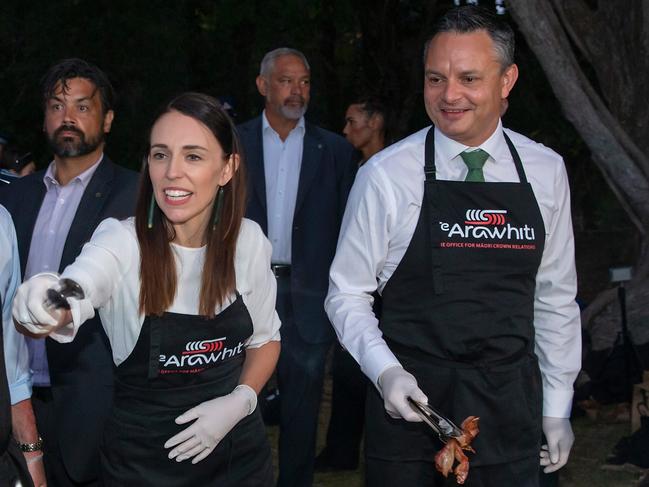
[41,58,115,114]
[424,5,515,69]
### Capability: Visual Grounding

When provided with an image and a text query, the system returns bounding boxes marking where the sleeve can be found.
[1,210,32,404]
[325,166,401,387]
[533,160,582,418]
[241,222,281,348]
[51,218,136,342]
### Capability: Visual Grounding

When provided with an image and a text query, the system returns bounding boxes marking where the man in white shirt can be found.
[326,6,580,487]
[238,48,357,486]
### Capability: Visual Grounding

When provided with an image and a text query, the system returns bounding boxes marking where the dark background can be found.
[0,0,636,300]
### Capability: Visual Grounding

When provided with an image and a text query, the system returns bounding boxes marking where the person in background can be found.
[0,132,36,184]
[342,95,390,165]
[12,92,281,485]
[0,58,138,486]
[238,47,357,486]
[0,205,34,486]
[0,137,20,185]
[326,6,580,486]
[217,95,239,123]
[316,95,391,472]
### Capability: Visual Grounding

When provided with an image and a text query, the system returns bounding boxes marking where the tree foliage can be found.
[0,0,638,331]
[508,0,649,343]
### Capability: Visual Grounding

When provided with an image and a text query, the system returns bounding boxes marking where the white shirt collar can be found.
[43,153,104,190]
[434,120,509,166]
[262,110,305,138]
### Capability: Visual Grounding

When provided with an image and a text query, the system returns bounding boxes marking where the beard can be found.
[277,96,308,120]
[47,124,104,158]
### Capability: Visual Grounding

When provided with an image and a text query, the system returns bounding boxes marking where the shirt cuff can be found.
[247,334,281,349]
[9,379,32,406]
[49,297,95,343]
[542,387,574,418]
[246,315,281,348]
[361,343,402,389]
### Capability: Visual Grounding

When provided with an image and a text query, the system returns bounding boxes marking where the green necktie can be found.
[460,149,489,182]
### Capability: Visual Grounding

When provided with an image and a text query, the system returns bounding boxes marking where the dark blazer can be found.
[0,156,139,482]
[238,116,356,344]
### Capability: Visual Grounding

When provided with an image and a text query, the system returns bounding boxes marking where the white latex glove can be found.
[165,384,257,464]
[12,273,63,336]
[540,416,574,473]
[378,365,428,422]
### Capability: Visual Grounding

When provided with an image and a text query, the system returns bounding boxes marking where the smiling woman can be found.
[137,94,245,318]
[147,111,234,244]
[11,92,281,486]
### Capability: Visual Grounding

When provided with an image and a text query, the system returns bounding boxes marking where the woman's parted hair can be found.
[135,92,247,317]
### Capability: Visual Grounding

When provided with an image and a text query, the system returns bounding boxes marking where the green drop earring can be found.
[147,194,156,229]
[212,187,225,230]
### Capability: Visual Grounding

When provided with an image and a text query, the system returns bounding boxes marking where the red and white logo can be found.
[159,336,245,373]
[183,338,226,355]
[438,207,536,247]
[464,209,507,226]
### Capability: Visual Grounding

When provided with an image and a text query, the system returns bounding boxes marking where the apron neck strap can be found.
[502,132,528,183]
[424,127,528,184]
[424,127,437,181]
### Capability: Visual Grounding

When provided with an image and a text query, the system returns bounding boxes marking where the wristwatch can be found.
[19,436,43,452]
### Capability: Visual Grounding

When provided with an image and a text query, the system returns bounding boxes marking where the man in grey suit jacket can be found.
[0,58,138,487]
[238,48,357,487]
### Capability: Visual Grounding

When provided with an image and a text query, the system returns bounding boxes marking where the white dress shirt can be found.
[50,217,281,366]
[0,205,31,404]
[262,111,305,264]
[325,121,581,418]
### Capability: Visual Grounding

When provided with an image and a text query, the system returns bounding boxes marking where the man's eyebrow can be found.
[47,95,93,103]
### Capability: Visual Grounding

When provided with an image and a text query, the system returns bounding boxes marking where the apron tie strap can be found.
[424,128,444,295]
[147,317,162,380]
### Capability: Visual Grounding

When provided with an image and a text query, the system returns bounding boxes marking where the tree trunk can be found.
[507,0,649,331]
[507,1,649,234]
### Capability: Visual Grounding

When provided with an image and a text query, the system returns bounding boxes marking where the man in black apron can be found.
[326,6,581,486]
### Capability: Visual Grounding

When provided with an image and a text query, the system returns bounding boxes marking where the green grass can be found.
[267,393,647,486]
[560,414,643,487]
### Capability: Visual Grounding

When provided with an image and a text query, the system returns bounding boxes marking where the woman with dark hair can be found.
[12,92,280,485]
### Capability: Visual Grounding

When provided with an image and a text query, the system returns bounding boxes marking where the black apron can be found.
[100,294,273,486]
[367,128,546,467]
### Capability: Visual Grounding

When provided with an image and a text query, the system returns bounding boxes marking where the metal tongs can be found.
[44,278,85,310]
[407,397,464,444]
